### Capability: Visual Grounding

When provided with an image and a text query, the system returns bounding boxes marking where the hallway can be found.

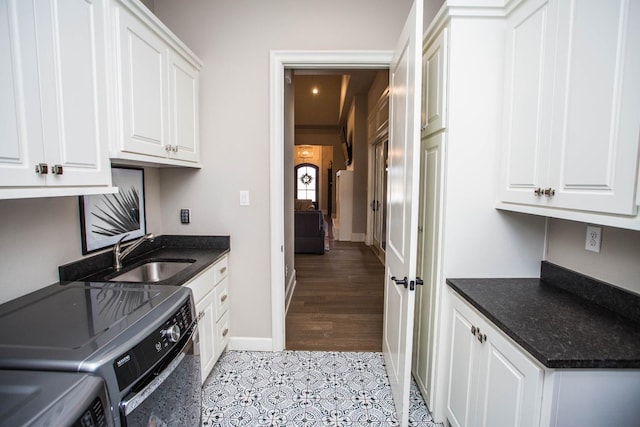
[286,241,384,351]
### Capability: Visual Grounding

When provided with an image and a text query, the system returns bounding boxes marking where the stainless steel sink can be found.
[108,260,194,283]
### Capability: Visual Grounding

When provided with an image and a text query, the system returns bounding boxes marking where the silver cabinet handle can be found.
[197,311,204,321]
[172,145,178,153]
[471,325,477,336]
[35,163,49,174]
[52,164,63,175]
[222,328,229,337]
[477,332,487,344]
[219,266,227,275]
[534,188,543,196]
[220,294,228,303]
[544,188,555,197]
[165,144,172,152]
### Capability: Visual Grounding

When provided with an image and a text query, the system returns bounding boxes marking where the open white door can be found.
[383,0,423,425]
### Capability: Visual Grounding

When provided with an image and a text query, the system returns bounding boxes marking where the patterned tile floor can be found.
[201,350,442,426]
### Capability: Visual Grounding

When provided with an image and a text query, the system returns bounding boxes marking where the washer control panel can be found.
[113,299,193,391]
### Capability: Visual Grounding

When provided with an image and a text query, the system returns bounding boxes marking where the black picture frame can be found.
[79,167,147,254]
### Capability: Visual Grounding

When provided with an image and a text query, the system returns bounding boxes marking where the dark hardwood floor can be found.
[286,240,384,352]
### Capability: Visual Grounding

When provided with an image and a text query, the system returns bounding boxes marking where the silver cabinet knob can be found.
[534,188,543,196]
[35,163,49,174]
[52,164,63,175]
[544,188,555,197]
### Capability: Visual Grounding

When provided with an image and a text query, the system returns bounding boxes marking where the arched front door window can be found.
[295,163,319,204]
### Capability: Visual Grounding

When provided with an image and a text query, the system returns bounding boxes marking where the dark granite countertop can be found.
[447,263,640,369]
[59,235,230,287]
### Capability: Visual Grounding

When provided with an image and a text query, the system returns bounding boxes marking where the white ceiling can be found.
[293,69,380,130]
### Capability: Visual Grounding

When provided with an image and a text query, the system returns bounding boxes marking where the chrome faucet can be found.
[113,233,155,271]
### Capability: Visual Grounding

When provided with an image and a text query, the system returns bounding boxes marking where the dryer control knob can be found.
[161,325,181,343]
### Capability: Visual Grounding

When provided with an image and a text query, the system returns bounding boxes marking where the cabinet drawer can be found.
[213,256,228,284]
[215,277,229,321]
[216,310,230,355]
[185,264,215,303]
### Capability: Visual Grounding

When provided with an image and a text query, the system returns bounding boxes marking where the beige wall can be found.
[0,168,163,304]
[152,0,412,342]
[545,218,640,295]
[424,0,446,32]
[139,0,154,12]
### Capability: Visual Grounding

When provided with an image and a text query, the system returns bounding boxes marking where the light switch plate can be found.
[240,190,250,206]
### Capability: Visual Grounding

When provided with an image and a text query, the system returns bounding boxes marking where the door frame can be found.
[269,51,393,350]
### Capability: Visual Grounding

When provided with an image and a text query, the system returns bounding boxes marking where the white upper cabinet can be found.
[114,6,169,159]
[168,50,200,163]
[0,0,113,198]
[499,0,640,225]
[421,27,447,137]
[111,0,201,167]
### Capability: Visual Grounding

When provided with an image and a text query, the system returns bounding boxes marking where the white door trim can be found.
[269,50,393,351]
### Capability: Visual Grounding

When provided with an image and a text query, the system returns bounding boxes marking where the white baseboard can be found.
[352,233,366,242]
[285,270,297,314]
[227,337,274,352]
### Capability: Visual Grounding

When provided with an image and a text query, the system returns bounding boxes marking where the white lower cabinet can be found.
[186,255,230,384]
[195,288,217,382]
[447,291,544,427]
[447,289,640,427]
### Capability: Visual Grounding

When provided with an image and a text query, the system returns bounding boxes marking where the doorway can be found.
[269,51,393,351]
[371,138,388,262]
[286,67,388,351]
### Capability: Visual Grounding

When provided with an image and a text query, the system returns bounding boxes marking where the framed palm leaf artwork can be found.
[79,167,147,254]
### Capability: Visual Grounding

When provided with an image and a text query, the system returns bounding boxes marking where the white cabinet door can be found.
[114,4,169,159]
[421,27,447,137]
[215,310,230,361]
[500,0,553,206]
[546,0,640,215]
[446,302,479,427]
[37,0,111,187]
[412,131,445,409]
[500,0,640,217]
[168,51,199,163]
[0,0,44,187]
[0,0,111,190]
[196,289,216,384]
[448,292,544,427]
[476,324,543,427]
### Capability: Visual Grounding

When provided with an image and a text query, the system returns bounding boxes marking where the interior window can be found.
[295,163,319,203]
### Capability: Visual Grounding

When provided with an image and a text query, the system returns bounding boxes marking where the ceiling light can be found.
[312,87,319,95]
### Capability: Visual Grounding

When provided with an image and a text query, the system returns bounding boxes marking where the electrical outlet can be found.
[585,226,601,253]
[180,208,190,224]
